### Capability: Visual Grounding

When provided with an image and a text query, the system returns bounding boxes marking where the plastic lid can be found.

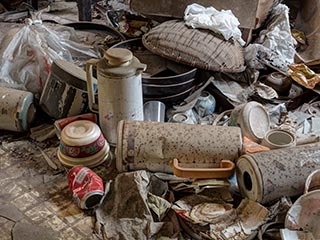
[104,48,133,66]
[100,48,146,77]
[242,102,270,141]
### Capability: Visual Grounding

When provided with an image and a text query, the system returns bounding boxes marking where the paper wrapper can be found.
[289,64,320,89]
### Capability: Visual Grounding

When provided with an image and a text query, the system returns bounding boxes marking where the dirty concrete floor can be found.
[0,2,118,239]
[0,130,117,240]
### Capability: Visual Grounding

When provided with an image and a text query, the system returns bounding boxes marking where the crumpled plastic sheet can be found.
[95,171,178,240]
[245,4,296,72]
[108,0,132,13]
[0,16,99,93]
[211,78,248,104]
[184,3,245,46]
[266,103,287,128]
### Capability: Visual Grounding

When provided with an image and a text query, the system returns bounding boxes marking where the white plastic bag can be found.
[0,17,99,93]
[184,3,245,46]
[244,4,295,72]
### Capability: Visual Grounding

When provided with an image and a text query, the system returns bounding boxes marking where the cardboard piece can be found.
[295,0,320,65]
[131,0,270,30]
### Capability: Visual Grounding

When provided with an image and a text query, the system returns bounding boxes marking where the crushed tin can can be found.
[68,166,104,209]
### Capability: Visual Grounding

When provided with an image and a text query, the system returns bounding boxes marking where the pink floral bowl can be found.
[59,120,105,158]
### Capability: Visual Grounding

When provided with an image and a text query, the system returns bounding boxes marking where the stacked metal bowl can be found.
[111,38,198,105]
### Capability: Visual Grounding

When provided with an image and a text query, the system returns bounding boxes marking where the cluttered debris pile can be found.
[1,0,320,239]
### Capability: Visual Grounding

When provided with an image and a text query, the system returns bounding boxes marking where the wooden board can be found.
[130,0,259,29]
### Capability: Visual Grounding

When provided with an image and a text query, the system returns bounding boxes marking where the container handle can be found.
[86,59,99,113]
[170,159,235,179]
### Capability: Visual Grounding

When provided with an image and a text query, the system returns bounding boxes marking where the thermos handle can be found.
[86,59,99,113]
[170,158,235,179]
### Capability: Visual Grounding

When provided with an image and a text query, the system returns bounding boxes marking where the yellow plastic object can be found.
[171,159,235,179]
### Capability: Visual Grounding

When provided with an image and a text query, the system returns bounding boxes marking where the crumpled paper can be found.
[95,171,178,240]
[184,3,245,46]
[173,195,269,239]
[288,64,320,89]
[251,81,279,100]
[210,198,269,239]
[148,192,171,221]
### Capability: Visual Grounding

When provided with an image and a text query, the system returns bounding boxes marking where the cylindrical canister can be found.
[116,120,242,173]
[40,59,96,119]
[236,142,320,204]
[86,48,146,145]
[0,87,36,132]
[68,166,104,209]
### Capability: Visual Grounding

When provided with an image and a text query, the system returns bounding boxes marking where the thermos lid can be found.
[241,102,270,142]
[104,48,133,66]
[99,48,146,77]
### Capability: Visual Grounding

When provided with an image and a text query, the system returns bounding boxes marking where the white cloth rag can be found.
[184,3,246,46]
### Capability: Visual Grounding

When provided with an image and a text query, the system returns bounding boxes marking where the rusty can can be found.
[68,166,104,209]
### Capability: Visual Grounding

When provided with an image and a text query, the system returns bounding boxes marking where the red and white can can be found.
[68,166,104,209]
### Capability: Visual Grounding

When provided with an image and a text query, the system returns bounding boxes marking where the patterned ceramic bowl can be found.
[57,120,110,167]
[57,143,111,167]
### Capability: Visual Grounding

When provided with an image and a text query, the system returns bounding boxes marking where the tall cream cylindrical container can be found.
[0,87,36,132]
[116,120,242,173]
[86,48,146,145]
[236,142,320,204]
